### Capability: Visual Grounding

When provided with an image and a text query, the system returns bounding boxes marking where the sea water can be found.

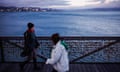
[0,10,120,36]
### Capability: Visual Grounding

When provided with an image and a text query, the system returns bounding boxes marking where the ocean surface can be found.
[0,10,120,36]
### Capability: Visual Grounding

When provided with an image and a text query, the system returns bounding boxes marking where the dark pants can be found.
[52,68,57,72]
[20,49,37,69]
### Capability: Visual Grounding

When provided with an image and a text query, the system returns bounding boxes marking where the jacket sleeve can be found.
[46,46,62,65]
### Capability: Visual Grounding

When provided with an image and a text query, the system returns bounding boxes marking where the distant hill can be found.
[0,6,62,12]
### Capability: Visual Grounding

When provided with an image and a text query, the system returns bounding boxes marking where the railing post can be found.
[0,40,5,62]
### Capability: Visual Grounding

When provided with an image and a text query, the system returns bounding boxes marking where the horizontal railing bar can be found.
[0,36,120,40]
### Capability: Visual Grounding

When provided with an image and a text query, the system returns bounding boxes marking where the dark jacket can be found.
[24,29,39,52]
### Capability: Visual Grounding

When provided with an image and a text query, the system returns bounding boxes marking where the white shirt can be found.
[46,41,69,72]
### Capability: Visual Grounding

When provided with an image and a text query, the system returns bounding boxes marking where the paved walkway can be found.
[0,63,120,72]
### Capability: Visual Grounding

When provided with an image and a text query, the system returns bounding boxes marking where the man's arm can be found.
[46,46,62,65]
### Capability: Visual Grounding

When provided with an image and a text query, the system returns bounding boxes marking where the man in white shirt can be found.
[46,33,69,72]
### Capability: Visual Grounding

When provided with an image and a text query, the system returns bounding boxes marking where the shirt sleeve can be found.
[46,46,62,65]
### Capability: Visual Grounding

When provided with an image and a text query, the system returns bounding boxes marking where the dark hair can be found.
[27,22,34,29]
[51,33,60,45]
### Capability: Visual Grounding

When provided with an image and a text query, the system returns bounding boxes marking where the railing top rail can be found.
[0,36,120,40]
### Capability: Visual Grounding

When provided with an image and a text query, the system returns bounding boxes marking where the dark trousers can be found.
[20,50,37,69]
[52,68,57,72]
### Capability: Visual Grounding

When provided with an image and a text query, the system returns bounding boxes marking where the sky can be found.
[0,0,120,9]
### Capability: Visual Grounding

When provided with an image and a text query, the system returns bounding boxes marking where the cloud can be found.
[93,0,120,8]
[102,1,120,8]
[104,0,120,3]
[67,0,102,7]
[72,0,120,8]
[0,0,69,7]
[0,0,120,8]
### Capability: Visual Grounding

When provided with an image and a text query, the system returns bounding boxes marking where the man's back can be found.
[46,41,69,72]
[55,41,69,72]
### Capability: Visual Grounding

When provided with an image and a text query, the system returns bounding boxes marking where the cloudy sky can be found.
[0,0,120,9]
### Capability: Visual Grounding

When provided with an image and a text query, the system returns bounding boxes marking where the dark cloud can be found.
[0,0,69,7]
[0,0,120,8]
[103,1,120,8]
[86,0,120,7]
[86,0,120,4]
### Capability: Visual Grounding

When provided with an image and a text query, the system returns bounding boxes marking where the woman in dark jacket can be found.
[20,22,39,70]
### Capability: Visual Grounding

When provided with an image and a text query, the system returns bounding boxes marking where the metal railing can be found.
[0,36,120,63]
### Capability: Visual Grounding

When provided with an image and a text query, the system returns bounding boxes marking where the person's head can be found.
[27,22,34,30]
[51,33,60,45]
